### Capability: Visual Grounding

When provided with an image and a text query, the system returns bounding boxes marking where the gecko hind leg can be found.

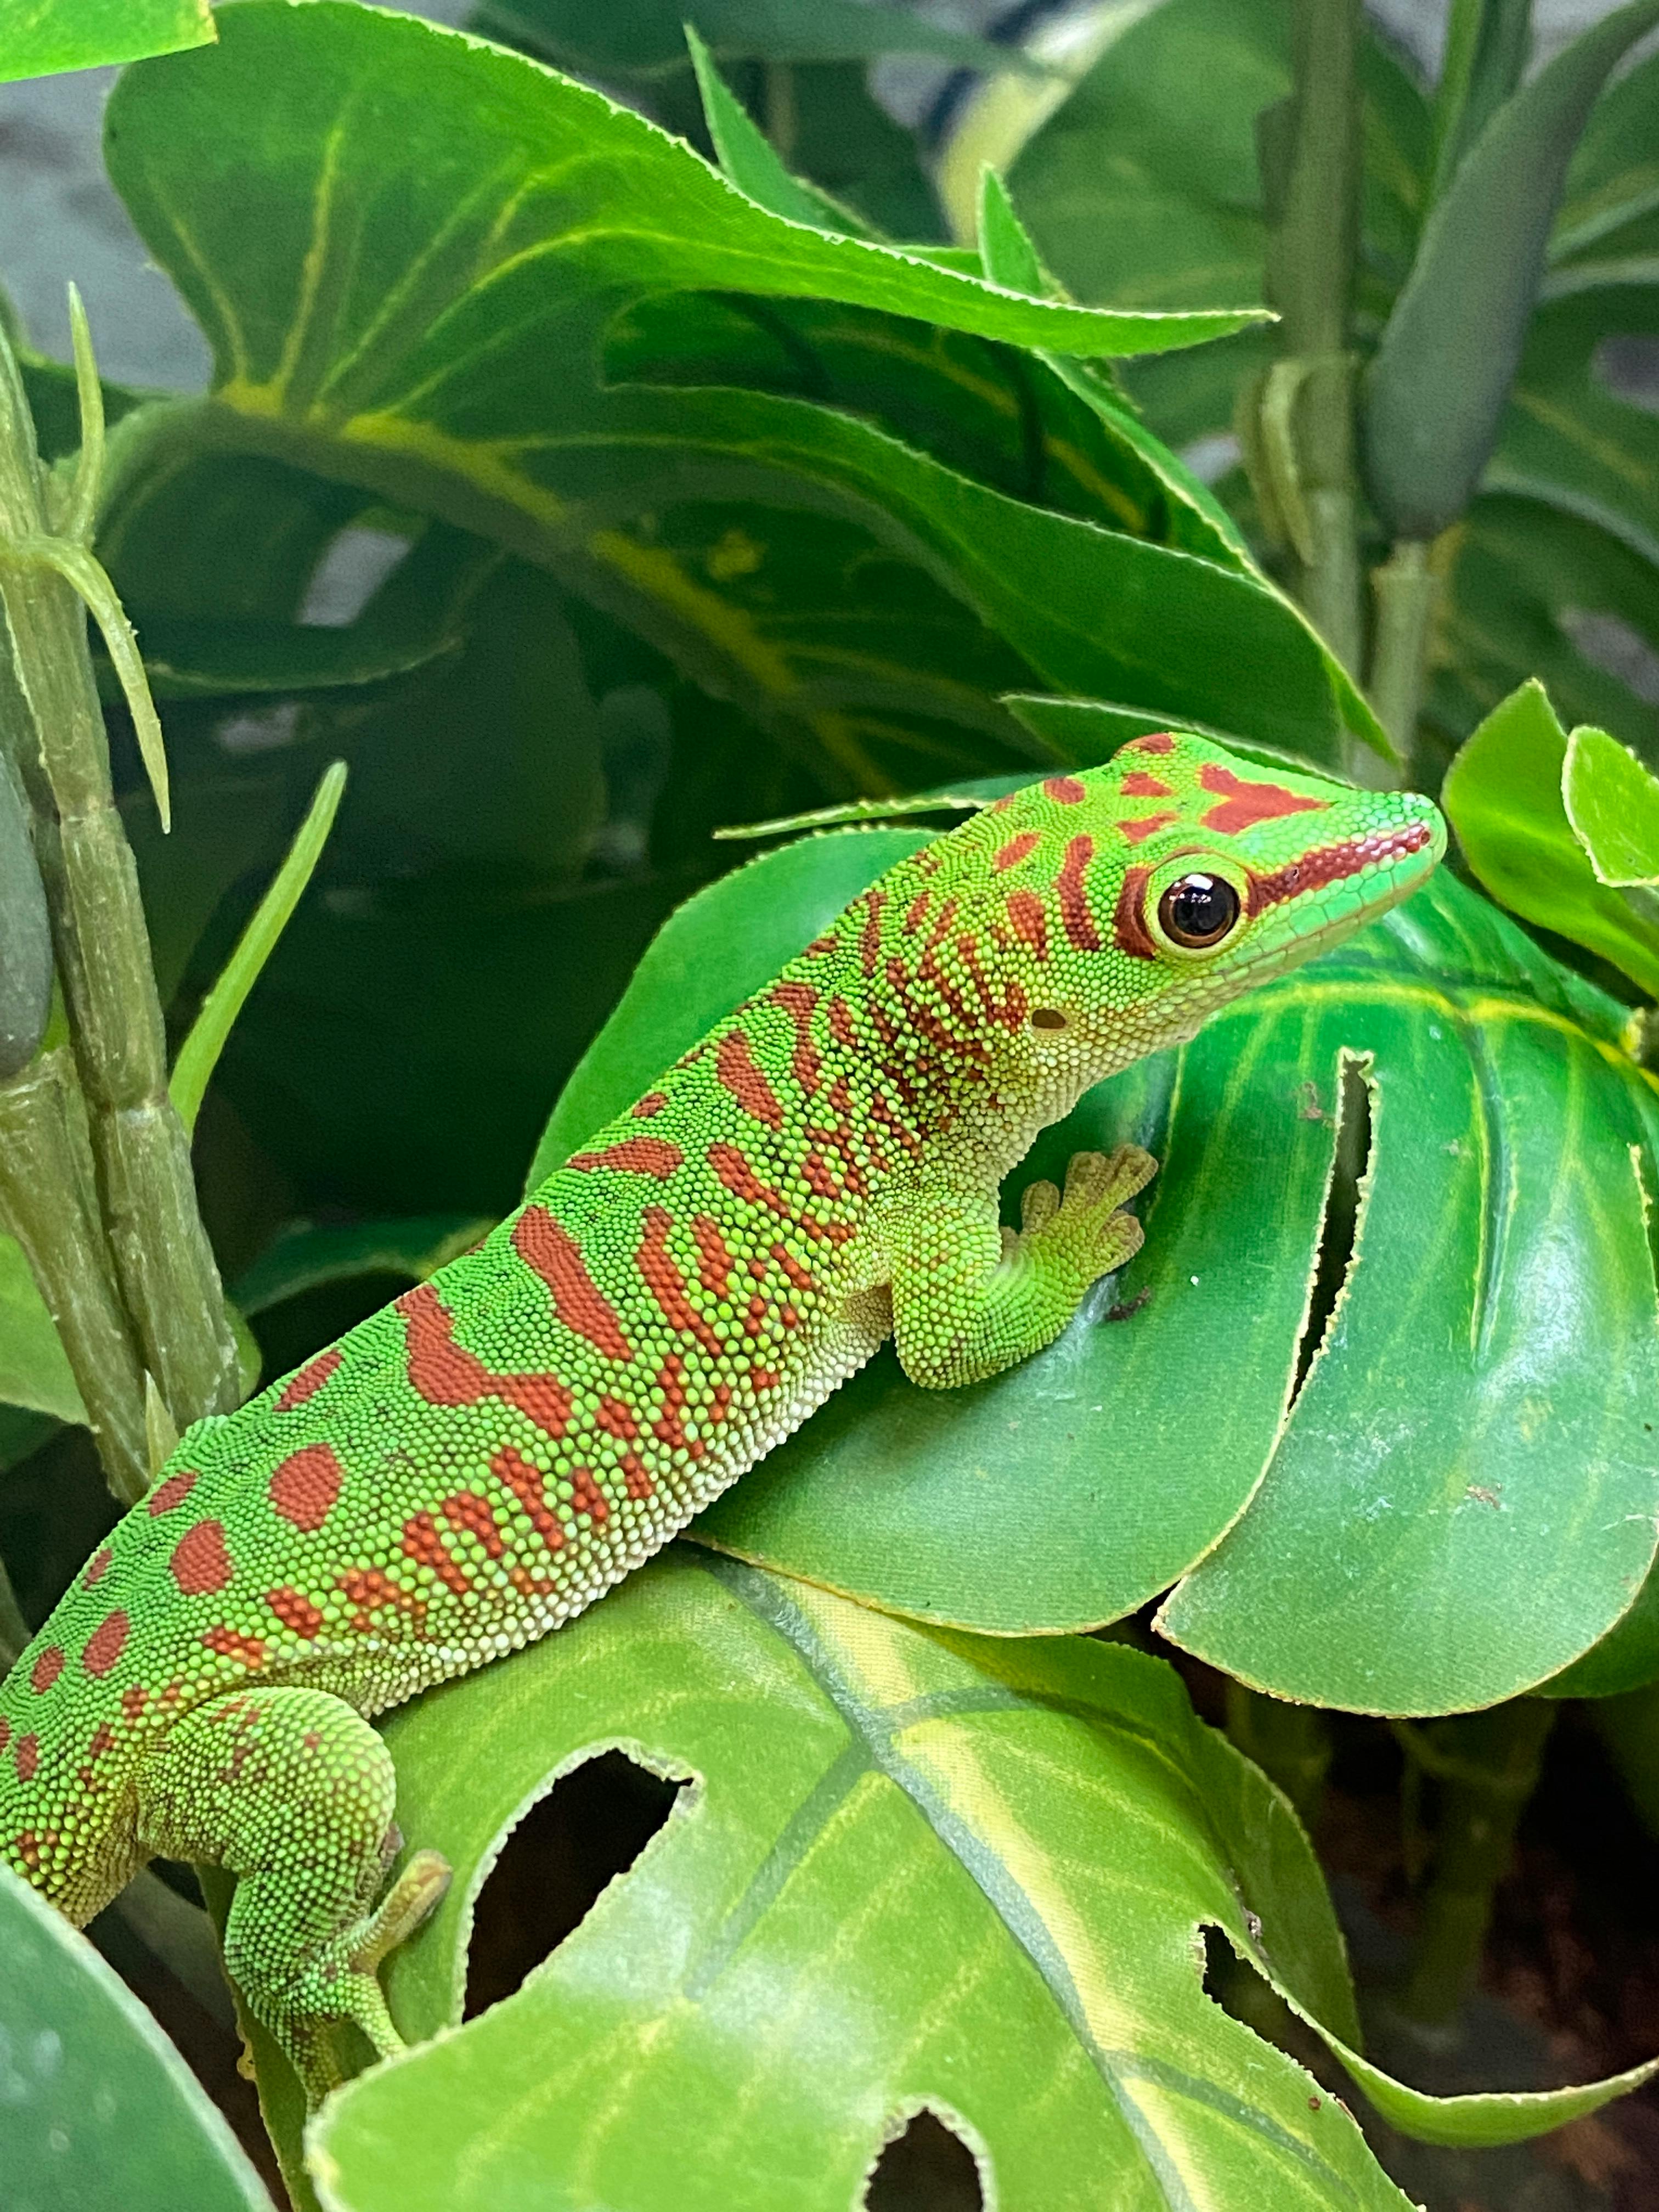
[132,1686,450,2105]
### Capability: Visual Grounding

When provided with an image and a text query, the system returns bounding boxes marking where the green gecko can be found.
[0,733,1443,2101]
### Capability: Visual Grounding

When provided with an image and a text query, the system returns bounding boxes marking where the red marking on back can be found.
[805,932,838,957]
[828,996,859,1051]
[1057,834,1101,950]
[148,1470,198,1516]
[402,1511,472,1595]
[121,1685,148,1721]
[715,1028,785,1130]
[15,1733,38,1782]
[399,1283,577,1437]
[595,1395,637,1441]
[568,1466,610,1524]
[276,1347,341,1412]
[442,1491,505,1558]
[1118,811,1178,845]
[490,1447,565,1551]
[202,1624,267,1668]
[751,1365,780,1393]
[170,1520,233,1597]
[269,1444,344,1533]
[632,1091,668,1118]
[82,1612,129,1678]
[770,981,823,1094]
[708,1141,852,1243]
[859,889,887,976]
[82,1547,114,1589]
[0,1717,10,1754]
[1113,864,1159,960]
[637,1206,726,1357]
[86,1723,116,1761]
[1120,771,1174,799]
[567,1136,684,1178]
[620,1453,654,1500]
[652,1354,702,1457]
[1245,821,1433,915]
[513,1208,633,1361]
[1197,761,1329,834]
[30,1647,62,1695]
[1006,889,1048,959]
[903,891,930,934]
[1122,732,1175,755]
[337,1567,424,1635]
[268,1587,324,1640]
[1044,776,1087,804]
[692,1214,734,1298]
[994,832,1040,872]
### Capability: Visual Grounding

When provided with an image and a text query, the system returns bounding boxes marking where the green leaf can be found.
[0,0,213,82]
[687,28,862,234]
[170,761,346,1136]
[465,0,1039,78]
[1362,0,1659,539]
[0,1233,85,1425]
[1441,678,1659,996]
[233,1215,492,1316]
[0,1863,270,2211]
[286,1553,1655,2207]
[1564,720,1659,884]
[529,816,1659,1708]
[1554,44,1659,265]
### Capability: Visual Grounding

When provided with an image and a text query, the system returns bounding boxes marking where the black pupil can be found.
[1161,873,1240,947]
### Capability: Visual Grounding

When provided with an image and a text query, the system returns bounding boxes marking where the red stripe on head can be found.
[269,1444,344,1533]
[170,1520,234,1596]
[1198,762,1330,835]
[512,1207,633,1361]
[1057,834,1101,950]
[716,1027,785,1130]
[1245,821,1434,916]
[276,1346,341,1412]
[1006,889,1048,960]
[1113,865,1159,960]
[1118,811,1178,846]
[566,1136,684,1178]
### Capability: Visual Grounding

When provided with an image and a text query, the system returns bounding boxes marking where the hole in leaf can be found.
[298,525,411,628]
[463,1748,685,2017]
[864,2108,985,2212]
[1200,1926,1334,2084]
[1291,1054,1373,1406]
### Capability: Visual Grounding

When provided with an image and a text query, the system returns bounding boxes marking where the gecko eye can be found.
[1158,873,1242,949]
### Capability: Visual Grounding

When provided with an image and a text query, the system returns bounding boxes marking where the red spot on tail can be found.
[828,996,859,1050]
[1057,834,1101,950]
[1120,771,1173,798]
[15,1733,38,1782]
[81,1611,129,1678]
[513,1208,633,1361]
[148,1470,198,1516]
[269,1444,344,1533]
[171,1521,233,1597]
[716,1028,785,1130]
[268,1587,324,1640]
[82,1547,113,1589]
[337,1568,424,1636]
[276,1346,341,1412]
[566,1136,684,1178]
[994,832,1040,871]
[202,1624,267,1668]
[652,1355,701,1457]
[1197,762,1329,834]
[29,1647,62,1695]
[620,1453,654,1500]
[1118,810,1178,845]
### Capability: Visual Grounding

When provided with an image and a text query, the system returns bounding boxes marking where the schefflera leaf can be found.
[538,815,1659,1712]
[304,1554,1654,2212]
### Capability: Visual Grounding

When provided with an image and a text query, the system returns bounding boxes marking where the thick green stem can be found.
[0,1042,149,1500]
[1590,1681,1659,1839]
[1258,0,1365,704]
[0,328,239,1436]
[1225,1681,1332,1830]
[1394,1697,1556,2026]
[1368,538,1441,774]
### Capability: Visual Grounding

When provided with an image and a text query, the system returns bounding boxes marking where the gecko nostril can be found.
[1029,1007,1068,1031]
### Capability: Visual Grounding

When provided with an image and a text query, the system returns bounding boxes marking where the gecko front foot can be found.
[1017,1144,1158,1293]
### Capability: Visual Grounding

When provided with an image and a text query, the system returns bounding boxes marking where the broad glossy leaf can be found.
[0,1864,270,2212]
[0,0,212,82]
[233,1215,493,1317]
[467,0,1028,77]
[1441,678,1659,996]
[100,4,1381,778]
[0,1234,84,1426]
[1564,722,1659,883]
[1555,44,1659,267]
[688,28,857,233]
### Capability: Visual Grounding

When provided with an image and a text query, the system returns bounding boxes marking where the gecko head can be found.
[971,735,1444,1073]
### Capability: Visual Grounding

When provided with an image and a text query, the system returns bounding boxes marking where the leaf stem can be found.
[1367,538,1440,772]
[1224,1680,1331,1829]
[1392,1697,1556,2025]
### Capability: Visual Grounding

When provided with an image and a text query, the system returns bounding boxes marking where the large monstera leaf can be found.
[534,819,1659,1717]
[257,1553,1651,2212]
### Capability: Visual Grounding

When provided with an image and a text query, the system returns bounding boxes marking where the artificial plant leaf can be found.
[1563,721,1659,884]
[465,0,1035,77]
[101,2,1379,780]
[295,1553,1655,2210]
[1541,1566,1659,1699]
[687,27,861,234]
[0,1864,271,2212]
[0,0,213,82]
[233,1215,492,1317]
[1553,43,1659,270]
[1361,0,1659,540]
[0,1233,84,1426]
[1441,678,1659,995]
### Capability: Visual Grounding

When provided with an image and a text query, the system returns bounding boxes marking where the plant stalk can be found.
[0,325,240,1437]
[1393,1697,1556,2025]
[1368,538,1441,772]
[1226,1681,1332,1830]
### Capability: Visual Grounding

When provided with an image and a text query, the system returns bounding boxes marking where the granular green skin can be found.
[0,735,1443,2098]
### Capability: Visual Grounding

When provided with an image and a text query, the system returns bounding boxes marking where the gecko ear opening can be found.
[464,1748,686,2018]
[1029,1007,1069,1031]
